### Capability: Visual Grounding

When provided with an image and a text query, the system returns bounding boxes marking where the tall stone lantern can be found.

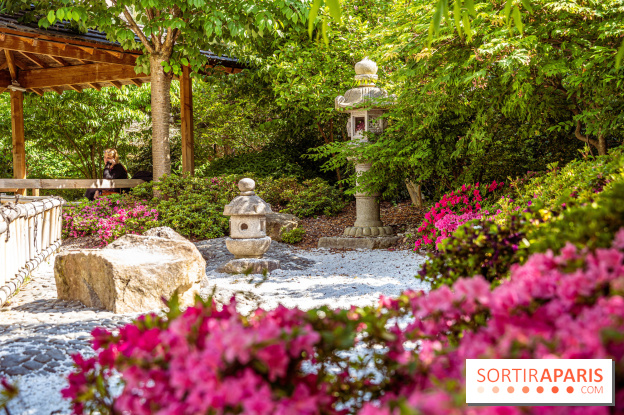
[318,57,400,249]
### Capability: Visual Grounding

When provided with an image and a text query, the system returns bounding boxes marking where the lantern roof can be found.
[335,57,395,112]
[223,179,273,216]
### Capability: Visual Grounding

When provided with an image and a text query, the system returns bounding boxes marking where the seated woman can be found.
[85,148,129,201]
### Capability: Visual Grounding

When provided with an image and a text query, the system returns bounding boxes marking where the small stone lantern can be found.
[318,57,400,249]
[217,178,280,274]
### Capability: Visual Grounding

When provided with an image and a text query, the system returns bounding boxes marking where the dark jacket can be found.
[85,163,129,201]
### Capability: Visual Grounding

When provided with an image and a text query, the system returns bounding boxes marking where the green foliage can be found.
[34,0,311,74]
[258,177,348,217]
[314,0,624,201]
[131,174,237,240]
[281,227,306,244]
[495,148,624,219]
[418,215,527,289]
[199,147,307,180]
[419,146,624,289]
[0,87,150,180]
[527,182,624,255]
[154,194,231,240]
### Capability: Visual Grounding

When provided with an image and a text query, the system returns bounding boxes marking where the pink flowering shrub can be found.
[63,231,624,414]
[63,195,159,246]
[415,180,506,250]
[361,233,624,414]
[63,301,343,415]
[432,211,482,248]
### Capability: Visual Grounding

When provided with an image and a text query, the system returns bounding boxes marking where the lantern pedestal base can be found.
[343,226,394,237]
[317,236,400,250]
[217,258,280,274]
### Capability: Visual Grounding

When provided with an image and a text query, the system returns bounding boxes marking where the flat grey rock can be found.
[195,238,314,273]
[217,258,281,274]
[318,236,401,249]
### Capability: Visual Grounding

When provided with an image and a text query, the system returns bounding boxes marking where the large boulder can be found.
[54,228,205,313]
[266,213,299,242]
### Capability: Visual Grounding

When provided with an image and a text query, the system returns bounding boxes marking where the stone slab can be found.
[217,258,281,274]
[317,236,401,250]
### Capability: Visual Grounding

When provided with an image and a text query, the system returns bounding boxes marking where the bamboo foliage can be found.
[0,196,64,306]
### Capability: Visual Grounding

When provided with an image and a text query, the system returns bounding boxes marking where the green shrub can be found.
[257,177,348,218]
[199,150,307,179]
[418,215,528,289]
[130,175,237,240]
[123,173,346,241]
[281,227,306,244]
[495,148,624,220]
[527,181,624,255]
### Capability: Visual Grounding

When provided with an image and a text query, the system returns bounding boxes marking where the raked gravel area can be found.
[1,239,427,414]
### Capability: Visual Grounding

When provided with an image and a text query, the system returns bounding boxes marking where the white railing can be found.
[0,195,64,306]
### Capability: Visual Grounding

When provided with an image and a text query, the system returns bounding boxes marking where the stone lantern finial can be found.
[354,57,378,85]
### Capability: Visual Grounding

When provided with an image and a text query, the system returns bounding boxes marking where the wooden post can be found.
[10,90,26,196]
[180,65,195,175]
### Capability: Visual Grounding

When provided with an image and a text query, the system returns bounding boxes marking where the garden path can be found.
[0,241,427,414]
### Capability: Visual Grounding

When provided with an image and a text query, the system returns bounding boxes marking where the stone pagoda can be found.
[217,178,280,274]
[318,57,400,249]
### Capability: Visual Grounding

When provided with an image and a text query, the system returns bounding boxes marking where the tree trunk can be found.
[598,134,607,156]
[90,145,96,179]
[405,179,424,208]
[150,55,172,181]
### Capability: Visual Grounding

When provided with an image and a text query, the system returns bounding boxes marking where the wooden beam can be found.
[48,55,68,66]
[13,59,28,70]
[0,33,138,66]
[0,70,11,88]
[50,86,63,95]
[30,88,43,96]
[20,52,47,68]
[88,82,102,91]
[67,84,83,92]
[77,47,95,55]
[0,62,7,70]
[129,78,143,87]
[110,80,122,90]
[0,28,134,56]
[4,49,16,79]
[0,179,145,190]
[180,65,195,175]
[18,63,148,89]
[10,90,26,196]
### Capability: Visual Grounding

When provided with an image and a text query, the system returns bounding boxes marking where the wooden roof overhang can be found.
[0,14,245,95]
[0,14,245,195]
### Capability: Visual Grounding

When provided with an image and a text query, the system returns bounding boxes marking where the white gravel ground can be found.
[3,247,427,414]
[205,248,429,314]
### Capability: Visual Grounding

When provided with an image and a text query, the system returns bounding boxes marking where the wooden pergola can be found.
[0,13,244,195]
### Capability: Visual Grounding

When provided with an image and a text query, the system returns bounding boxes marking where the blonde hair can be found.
[104,148,119,163]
